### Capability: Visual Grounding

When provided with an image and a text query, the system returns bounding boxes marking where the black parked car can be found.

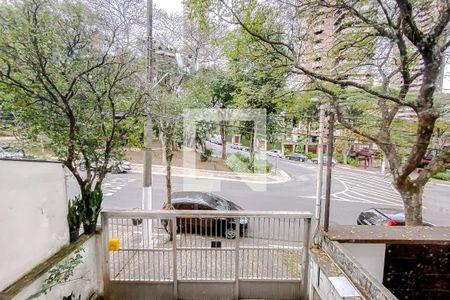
[357,208,434,226]
[162,192,248,239]
[285,153,308,162]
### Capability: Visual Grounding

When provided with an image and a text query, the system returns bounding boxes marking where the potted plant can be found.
[67,197,83,243]
[81,189,103,234]
[132,207,143,226]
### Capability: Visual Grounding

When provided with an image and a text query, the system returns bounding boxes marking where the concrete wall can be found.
[13,236,102,300]
[342,243,386,283]
[0,160,68,290]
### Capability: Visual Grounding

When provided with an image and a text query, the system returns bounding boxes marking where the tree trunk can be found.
[343,145,350,165]
[166,161,172,209]
[395,180,424,226]
[305,121,310,154]
[165,137,174,241]
[249,131,256,166]
[220,121,227,160]
[161,134,166,163]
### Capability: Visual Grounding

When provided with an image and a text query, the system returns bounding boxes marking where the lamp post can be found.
[142,0,153,247]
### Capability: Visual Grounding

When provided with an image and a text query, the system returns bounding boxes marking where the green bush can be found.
[200,148,213,162]
[432,172,450,181]
[284,149,293,155]
[335,154,344,164]
[347,157,358,167]
[305,152,315,159]
[295,147,305,154]
[225,153,272,173]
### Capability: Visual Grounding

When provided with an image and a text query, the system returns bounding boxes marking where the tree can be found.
[0,0,144,198]
[187,0,450,225]
[334,129,354,165]
[216,12,290,161]
[209,72,235,159]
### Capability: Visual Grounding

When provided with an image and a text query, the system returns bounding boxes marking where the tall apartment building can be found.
[301,1,448,93]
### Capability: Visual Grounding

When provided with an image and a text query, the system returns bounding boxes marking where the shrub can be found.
[284,149,293,155]
[305,152,315,159]
[335,154,344,164]
[225,153,272,173]
[295,147,305,154]
[200,148,213,162]
[347,157,358,167]
[432,172,450,181]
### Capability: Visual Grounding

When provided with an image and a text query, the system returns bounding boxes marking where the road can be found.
[66,151,450,226]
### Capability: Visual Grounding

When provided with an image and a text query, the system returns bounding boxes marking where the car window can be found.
[364,211,388,224]
[198,204,214,210]
[175,203,194,210]
[208,195,231,210]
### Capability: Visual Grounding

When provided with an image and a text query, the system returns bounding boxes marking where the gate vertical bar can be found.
[101,213,110,297]
[171,216,178,300]
[234,219,240,300]
[301,218,311,299]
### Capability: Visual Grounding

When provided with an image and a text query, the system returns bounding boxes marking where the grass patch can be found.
[225,152,272,173]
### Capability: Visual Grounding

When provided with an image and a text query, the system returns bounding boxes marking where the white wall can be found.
[13,236,102,300]
[0,160,69,290]
[342,243,386,283]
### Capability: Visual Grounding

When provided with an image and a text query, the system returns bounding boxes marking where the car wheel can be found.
[224,227,237,239]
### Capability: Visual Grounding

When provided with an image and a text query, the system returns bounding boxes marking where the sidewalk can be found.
[337,163,450,187]
[130,164,291,184]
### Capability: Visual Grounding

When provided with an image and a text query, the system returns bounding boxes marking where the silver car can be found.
[266,149,283,158]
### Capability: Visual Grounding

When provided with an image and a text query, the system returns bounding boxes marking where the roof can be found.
[171,191,213,206]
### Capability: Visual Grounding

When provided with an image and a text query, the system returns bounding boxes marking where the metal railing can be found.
[102,210,312,299]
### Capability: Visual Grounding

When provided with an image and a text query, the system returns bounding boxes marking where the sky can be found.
[154,0,183,14]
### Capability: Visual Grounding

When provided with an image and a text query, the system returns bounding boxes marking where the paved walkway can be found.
[107,220,303,282]
[130,164,291,184]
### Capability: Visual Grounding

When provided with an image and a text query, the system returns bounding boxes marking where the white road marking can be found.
[296,167,410,207]
[102,176,134,197]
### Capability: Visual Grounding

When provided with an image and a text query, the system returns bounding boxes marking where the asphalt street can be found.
[66,152,450,226]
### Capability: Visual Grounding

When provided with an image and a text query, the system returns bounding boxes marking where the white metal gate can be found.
[102,210,311,299]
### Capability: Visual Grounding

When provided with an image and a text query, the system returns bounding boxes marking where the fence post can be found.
[101,212,110,298]
[234,218,240,300]
[171,215,178,300]
[301,218,311,299]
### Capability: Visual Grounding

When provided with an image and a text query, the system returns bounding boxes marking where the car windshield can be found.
[208,195,231,210]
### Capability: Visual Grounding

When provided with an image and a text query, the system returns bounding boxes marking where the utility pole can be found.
[143,0,153,212]
[323,111,335,232]
[313,104,326,242]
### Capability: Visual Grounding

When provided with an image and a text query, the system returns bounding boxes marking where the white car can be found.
[266,149,283,158]
[0,148,25,159]
[208,135,222,145]
[108,160,132,173]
